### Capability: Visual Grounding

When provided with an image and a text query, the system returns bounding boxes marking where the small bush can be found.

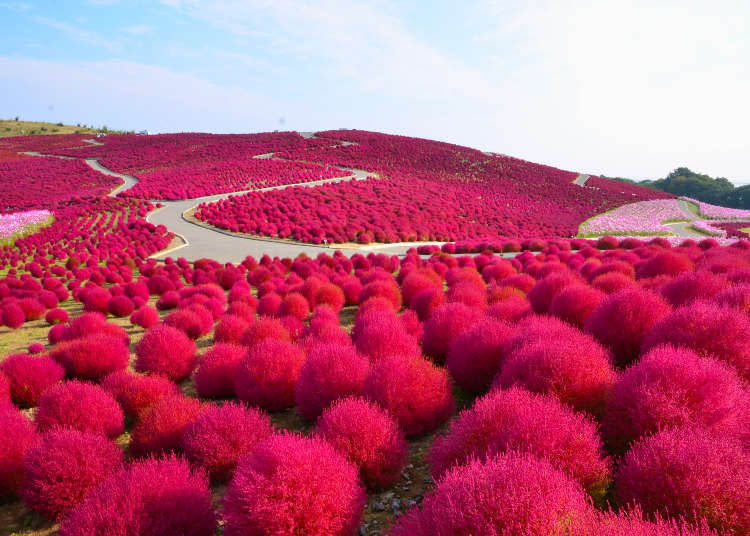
[0,353,64,407]
[0,409,37,500]
[235,339,305,410]
[193,343,246,399]
[421,302,483,363]
[129,395,203,457]
[446,318,512,394]
[101,371,180,420]
[49,334,129,380]
[135,324,197,381]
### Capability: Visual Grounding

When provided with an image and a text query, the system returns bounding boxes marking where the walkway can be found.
[573,174,590,186]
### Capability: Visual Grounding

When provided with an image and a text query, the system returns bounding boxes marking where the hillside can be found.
[0,119,125,138]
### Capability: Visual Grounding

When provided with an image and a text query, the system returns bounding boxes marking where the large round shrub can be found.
[21,428,122,520]
[193,343,245,399]
[636,251,693,279]
[59,455,216,536]
[222,433,366,536]
[182,402,273,483]
[495,335,617,415]
[353,312,420,363]
[585,287,672,366]
[316,397,408,490]
[660,270,728,307]
[135,324,197,381]
[527,272,579,314]
[642,300,750,380]
[295,342,369,422]
[603,345,750,452]
[49,334,129,380]
[0,353,64,407]
[364,354,454,437]
[129,395,203,457]
[446,318,512,394]
[389,452,594,536]
[615,427,750,534]
[421,302,483,363]
[429,387,611,500]
[35,381,124,439]
[240,316,291,348]
[549,284,605,329]
[101,370,180,420]
[235,339,305,410]
[0,409,37,500]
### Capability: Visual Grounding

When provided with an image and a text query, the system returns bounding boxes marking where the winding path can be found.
[573,174,590,186]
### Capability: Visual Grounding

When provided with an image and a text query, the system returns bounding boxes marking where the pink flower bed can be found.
[579,199,688,236]
[0,210,52,243]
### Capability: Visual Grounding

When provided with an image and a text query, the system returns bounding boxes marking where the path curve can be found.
[573,174,590,186]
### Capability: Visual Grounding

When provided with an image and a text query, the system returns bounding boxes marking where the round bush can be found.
[359,279,401,312]
[257,291,282,317]
[642,301,750,380]
[389,452,594,536]
[446,318,512,394]
[129,395,203,457]
[660,270,728,307]
[495,335,617,415]
[549,284,605,329]
[130,305,160,329]
[213,314,250,345]
[222,433,366,536]
[354,313,421,363]
[45,308,69,325]
[317,397,408,490]
[240,316,291,348]
[35,381,124,439]
[421,302,483,363]
[615,427,750,534]
[49,334,129,380]
[410,287,446,321]
[0,409,37,500]
[364,354,454,437]
[0,353,64,407]
[636,251,693,279]
[315,283,346,312]
[594,508,720,536]
[182,402,273,483]
[193,343,246,399]
[0,371,9,409]
[2,303,26,329]
[235,339,305,411]
[277,292,310,321]
[59,455,216,536]
[603,345,750,452]
[585,287,672,367]
[527,272,579,314]
[713,283,750,313]
[429,387,612,500]
[101,370,180,420]
[135,324,197,381]
[164,308,208,339]
[107,294,135,317]
[295,342,369,422]
[21,428,122,520]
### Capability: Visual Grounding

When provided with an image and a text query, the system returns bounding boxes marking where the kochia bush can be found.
[446,318,512,394]
[0,409,37,500]
[129,395,203,457]
[135,324,197,381]
[0,353,64,407]
[235,339,305,410]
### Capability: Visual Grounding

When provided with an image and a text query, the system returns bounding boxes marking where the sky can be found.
[1,0,749,183]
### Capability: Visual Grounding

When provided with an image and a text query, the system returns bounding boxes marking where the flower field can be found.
[1,129,749,536]
[0,210,53,246]
[578,199,688,236]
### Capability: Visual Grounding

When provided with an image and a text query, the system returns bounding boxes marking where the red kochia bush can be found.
[59,455,216,536]
[49,334,129,380]
[182,402,273,483]
[316,397,408,490]
[130,305,160,328]
[659,270,728,307]
[21,428,123,520]
[213,314,250,344]
[240,316,291,348]
[295,342,369,422]
[594,508,720,536]
[636,251,693,279]
[527,272,578,314]
[0,409,37,500]
[549,284,605,329]
[193,343,245,399]
[315,283,345,312]
[135,324,197,381]
[107,294,135,317]
[35,381,124,439]
[0,372,9,409]
[2,303,26,328]
[421,302,483,363]
[410,287,446,321]
[129,395,203,457]
[0,353,64,407]
[615,427,750,534]
[277,292,310,321]
[642,301,750,380]
[364,354,454,437]
[388,452,594,536]
[222,433,366,536]
[429,387,612,500]
[604,345,750,452]
[354,311,421,363]
[235,339,305,410]
[585,287,672,366]
[164,308,208,339]
[446,318,513,394]
[101,370,180,420]
[495,335,617,415]
[45,308,69,325]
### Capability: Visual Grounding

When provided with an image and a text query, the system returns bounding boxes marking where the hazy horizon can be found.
[1,1,748,184]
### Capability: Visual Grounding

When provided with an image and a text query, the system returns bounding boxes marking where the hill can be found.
[0,118,127,138]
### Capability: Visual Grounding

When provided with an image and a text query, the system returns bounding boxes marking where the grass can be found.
[0,119,130,138]
[739,227,750,234]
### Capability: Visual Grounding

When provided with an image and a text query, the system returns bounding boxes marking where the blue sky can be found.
[1,1,749,183]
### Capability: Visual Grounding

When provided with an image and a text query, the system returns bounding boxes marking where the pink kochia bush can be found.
[235,339,305,411]
[35,381,124,439]
[0,353,64,407]
[0,409,37,500]
[182,402,273,483]
[594,508,721,536]
[585,287,672,366]
[49,334,129,380]
[364,354,454,437]
[446,318,512,394]
[135,324,197,381]
[130,305,160,328]
[549,284,605,329]
[603,345,750,452]
[421,302,483,363]
[222,433,366,536]
[295,342,370,422]
[316,397,408,490]
[21,428,123,520]
[129,395,203,457]
[388,452,594,536]
[100,370,180,420]
[429,388,612,501]
[615,427,750,534]
[59,455,217,536]
[642,300,750,380]
[193,343,246,399]
[495,333,617,415]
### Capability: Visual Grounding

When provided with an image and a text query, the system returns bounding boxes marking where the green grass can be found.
[0,118,130,138]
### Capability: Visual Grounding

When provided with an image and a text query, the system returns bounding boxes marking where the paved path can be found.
[85,159,139,197]
[677,198,699,220]
[573,174,590,186]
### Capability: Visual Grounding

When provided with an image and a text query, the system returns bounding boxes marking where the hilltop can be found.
[0,118,128,138]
